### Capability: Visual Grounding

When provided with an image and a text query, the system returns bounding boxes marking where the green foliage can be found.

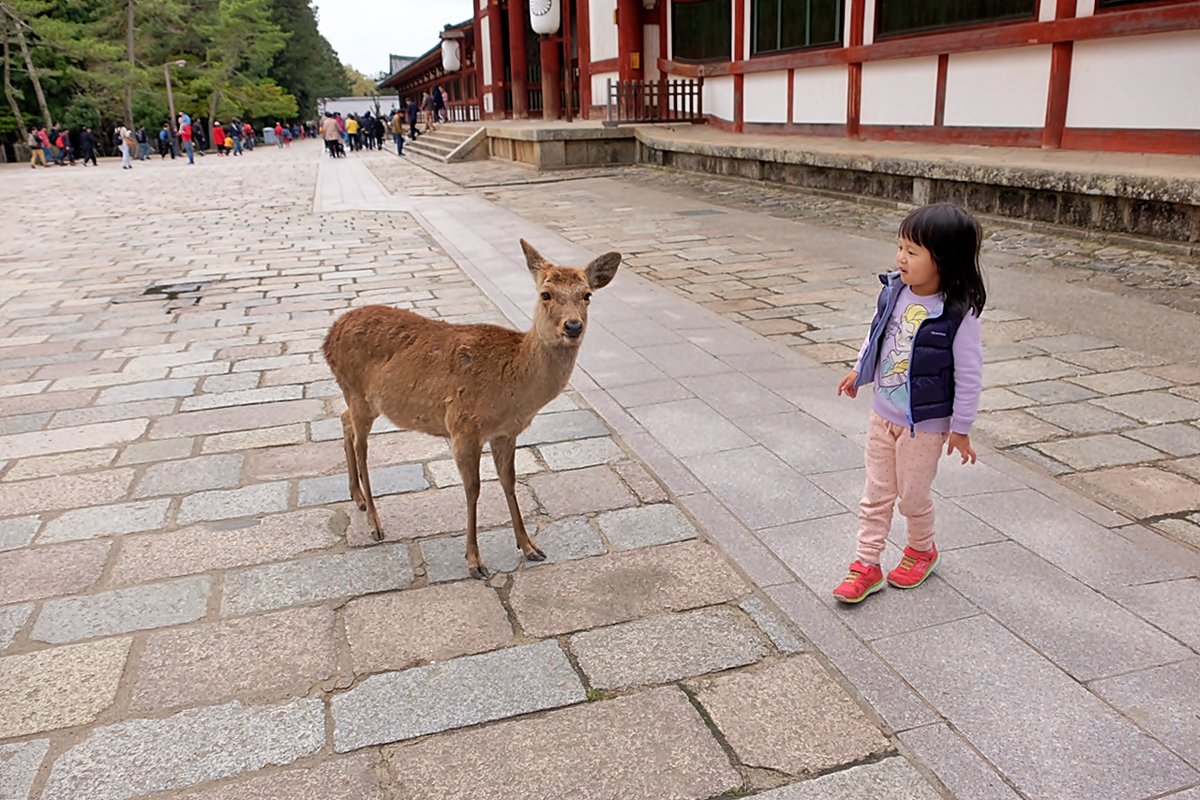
[0,0,349,139]
[343,64,377,97]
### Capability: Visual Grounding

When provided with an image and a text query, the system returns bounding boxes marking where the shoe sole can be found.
[833,577,884,604]
[888,553,940,589]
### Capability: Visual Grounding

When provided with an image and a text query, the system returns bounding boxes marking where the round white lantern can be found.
[530,0,560,35]
[441,38,461,72]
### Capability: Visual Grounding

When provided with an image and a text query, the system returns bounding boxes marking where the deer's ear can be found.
[520,239,549,278]
[585,252,621,290]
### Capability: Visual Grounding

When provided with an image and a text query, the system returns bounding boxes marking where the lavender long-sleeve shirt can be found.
[853,285,983,435]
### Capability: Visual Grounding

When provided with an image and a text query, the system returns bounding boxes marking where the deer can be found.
[322,239,621,579]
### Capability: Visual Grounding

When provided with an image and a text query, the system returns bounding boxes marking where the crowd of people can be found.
[320,86,452,159]
[25,114,309,169]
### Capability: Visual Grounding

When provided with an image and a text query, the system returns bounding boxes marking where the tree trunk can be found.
[1,19,28,141]
[5,7,50,128]
[125,0,135,127]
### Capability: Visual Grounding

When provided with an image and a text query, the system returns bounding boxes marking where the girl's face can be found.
[896,237,940,295]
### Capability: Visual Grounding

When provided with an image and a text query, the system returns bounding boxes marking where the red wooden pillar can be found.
[1042,0,1076,149]
[578,0,593,117]
[487,0,508,118]
[733,0,745,132]
[846,0,865,139]
[509,0,529,117]
[541,35,563,118]
[616,0,643,80]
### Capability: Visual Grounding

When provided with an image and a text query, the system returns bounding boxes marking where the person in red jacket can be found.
[212,120,226,156]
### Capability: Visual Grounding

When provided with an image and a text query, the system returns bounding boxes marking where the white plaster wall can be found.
[793,65,848,124]
[944,47,1051,128]
[1075,0,1096,17]
[1038,0,1055,22]
[744,72,788,123]
[861,57,938,125]
[1068,31,1200,129]
[644,24,661,79]
[591,0,619,61]
[591,71,619,104]
[704,75,735,121]
[481,15,492,86]
[741,0,752,58]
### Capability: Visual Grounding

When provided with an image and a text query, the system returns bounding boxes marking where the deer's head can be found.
[521,239,621,348]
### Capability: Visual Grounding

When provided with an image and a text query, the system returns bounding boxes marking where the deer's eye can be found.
[540,291,552,301]
[583,293,592,302]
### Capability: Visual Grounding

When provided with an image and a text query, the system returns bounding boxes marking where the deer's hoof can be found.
[469,565,490,580]
[524,547,546,562]
[357,501,367,512]
[370,528,385,542]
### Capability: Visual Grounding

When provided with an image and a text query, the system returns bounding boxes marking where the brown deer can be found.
[322,239,621,579]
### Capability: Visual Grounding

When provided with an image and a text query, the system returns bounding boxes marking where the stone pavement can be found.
[0,142,1197,800]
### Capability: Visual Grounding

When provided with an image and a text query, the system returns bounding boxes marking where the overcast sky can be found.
[317,1,475,78]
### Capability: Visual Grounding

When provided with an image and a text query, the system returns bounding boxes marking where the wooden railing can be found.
[445,101,482,122]
[604,78,704,127]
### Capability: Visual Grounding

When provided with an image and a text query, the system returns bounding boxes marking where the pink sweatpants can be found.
[856,412,948,565]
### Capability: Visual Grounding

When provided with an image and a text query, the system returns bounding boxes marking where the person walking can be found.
[179,115,194,164]
[406,96,419,141]
[433,85,447,124]
[231,120,243,155]
[832,203,986,604]
[116,124,134,169]
[80,127,98,166]
[390,108,405,155]
[421,90,435,133]
[211,120,226,155]
[28,127,46,168]
[57,128,75,165]
[321,111,341,157]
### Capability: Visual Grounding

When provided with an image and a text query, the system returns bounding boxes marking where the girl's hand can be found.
[837,371,859,398]
[946,433,977,465]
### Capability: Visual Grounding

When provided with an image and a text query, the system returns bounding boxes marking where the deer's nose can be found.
[564,319,583,338]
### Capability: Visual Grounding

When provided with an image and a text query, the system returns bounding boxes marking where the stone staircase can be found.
[406,125,485,163]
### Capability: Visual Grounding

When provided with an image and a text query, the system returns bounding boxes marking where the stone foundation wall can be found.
[638,143,1200,246]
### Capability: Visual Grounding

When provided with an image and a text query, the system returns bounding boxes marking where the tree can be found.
[267,0,347,118]
[201,0,288,122]
[343,63,375,96]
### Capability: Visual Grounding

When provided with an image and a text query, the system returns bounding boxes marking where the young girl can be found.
[833,202,986,604]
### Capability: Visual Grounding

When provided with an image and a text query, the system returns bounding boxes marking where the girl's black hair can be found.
[898,203,987,316]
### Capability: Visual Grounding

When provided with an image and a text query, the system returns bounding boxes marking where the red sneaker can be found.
[833,561,884,604]
[887,545,940,589]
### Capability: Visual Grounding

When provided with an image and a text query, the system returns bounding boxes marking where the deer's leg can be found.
[348,401,382,540]
[340,410,365,511]
[452,434,487,579]
[491,436,544,562]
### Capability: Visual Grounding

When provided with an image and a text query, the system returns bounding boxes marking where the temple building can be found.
[378,0,1200,154]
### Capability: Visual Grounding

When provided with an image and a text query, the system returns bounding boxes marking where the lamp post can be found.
[163,59,186,155]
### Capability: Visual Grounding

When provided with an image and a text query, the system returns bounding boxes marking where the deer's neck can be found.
[518,331,580,410]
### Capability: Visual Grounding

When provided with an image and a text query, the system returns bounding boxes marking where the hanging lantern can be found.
[530,0,560,35]
[441,38,461,72]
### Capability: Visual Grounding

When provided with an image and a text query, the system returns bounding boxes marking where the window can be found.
[672,0,732,62]
[875,0,1036,38]
[753,0,842,55]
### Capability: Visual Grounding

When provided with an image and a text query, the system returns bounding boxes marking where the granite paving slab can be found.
[874,615,1198,800]
[32,575,212,644]
[0,638,130,738]
[1090,658,1200,770]
[751,757,943,799]
[172,753,389,800]
[899,723,1024,800]
[1106,578,1200,650]
[110,508,342,585]
[38,498,171,543]
[509,540,750,636]
[685,445,843,530]
[348,483,536,544]
[221,544,414,617]
[733,410,865,474]
[297,464,428,506]
[595,503,699,550]
[738,595,805,653]
[0,603,33,650]
[131,606,338,712]
[342,582,515,674]
[332,640,585,752]
[627,398,754,458]
[0,539,109,605]
[569,606,768,688]
[0,739,49,800]
[41,699,325,800]
[382,686,740,800]
[689,656,890,775]
[0,514,40,551]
